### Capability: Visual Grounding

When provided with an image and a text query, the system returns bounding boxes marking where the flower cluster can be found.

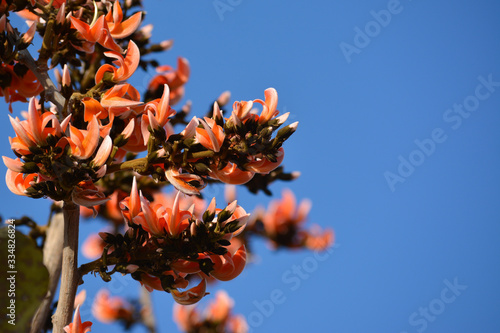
[80,177,249,305]
[0,0,333,332]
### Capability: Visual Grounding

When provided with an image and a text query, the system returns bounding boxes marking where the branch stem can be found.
[52,201,80,332]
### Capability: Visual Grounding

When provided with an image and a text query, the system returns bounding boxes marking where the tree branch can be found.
[52,201,80,332]
[16,48,66,116]
[139,286,157,333]
[30,207,64,333]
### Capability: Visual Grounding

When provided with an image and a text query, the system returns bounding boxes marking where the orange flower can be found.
[95,41,140,84]
[63,305,92,333]
[245,147,285,174]
[134,190,192,237]
[70,15,121,53]
[173,303,198,331]
[227,314,249,333]
[81,233,106,259]
[209,245,246,281]
[5,168,37,196]
[100,83,143,120]
[171,278,207,305]
[139,271,188,292]
[68,116,100,160]
[72,180,110,216]
[209,162,254,185]
[253,87,279,124]
[148,58,190,105]
[91,289,133,324]
[205,290,233,323]
[165,168,206,195]
[262,189,311,237]
[81,97,108,123]
[104,1,142,39]
[8,98,69,155]
[0,63,43,111]
[195,105,225,153]
[140,84,176,144]
[304,225,335,251]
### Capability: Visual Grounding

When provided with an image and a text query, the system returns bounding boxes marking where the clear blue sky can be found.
[2,1,500,332]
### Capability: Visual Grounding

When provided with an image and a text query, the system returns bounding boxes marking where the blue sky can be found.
[2,1,500,332]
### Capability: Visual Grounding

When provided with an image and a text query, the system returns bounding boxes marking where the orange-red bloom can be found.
[0,63,43,112]
[95,41,140,84]
[5,168,37,196]
[165,168,206,195]
[171,278,207,305]
[148,58,190,105]
[209,162,254,185]
[63,305,92,333]
[70,14,121,53]
[253,87,279,124]
[91,289,133,324]
[105,1,142,39]
[196,109,225,153]
[209,245,246,281]
[245,147,285,174]
[8,98,69,155]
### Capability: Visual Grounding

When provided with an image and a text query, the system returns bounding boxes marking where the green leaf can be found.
[0,227,49,333]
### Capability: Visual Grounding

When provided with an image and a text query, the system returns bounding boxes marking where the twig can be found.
[30,207,64,333]
[7,29,66,116]
[52,201,80,332]
[16,48,66,116]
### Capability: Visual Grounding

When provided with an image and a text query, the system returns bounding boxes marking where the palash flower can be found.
[152,190,206,219]
[134,190,192,237]
[165,168,206,195]
[0,64,43,112]
[63,305,92,333]
[70,13,122,53]
[81,97,108,123]
[231,99,254,122]
[5,168,37,196]
[148,58,190,105]
[72,180,110,217]
[173,303,198,331]
[173,290,249,333]
[68,116,101,160]
[8,98,70,155]
[104,1,142,39]
[245,147,285,174]
[209,245,247,281]
[95,41,140,84]
[209,162,255,185]
[204,290,233,323]
[140,84,176,144]
[195,104,225,152]
[100,83,143,120]
[81,232,106,259]
[3,156,24,173]
[304,224,335,251]
[139,271,189,292]
[119,176,141,222]
[227,314,249,333]
[253,87,280,124]
[91,289,133,324]
[171,278,207,305]
[262,189,311,237]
